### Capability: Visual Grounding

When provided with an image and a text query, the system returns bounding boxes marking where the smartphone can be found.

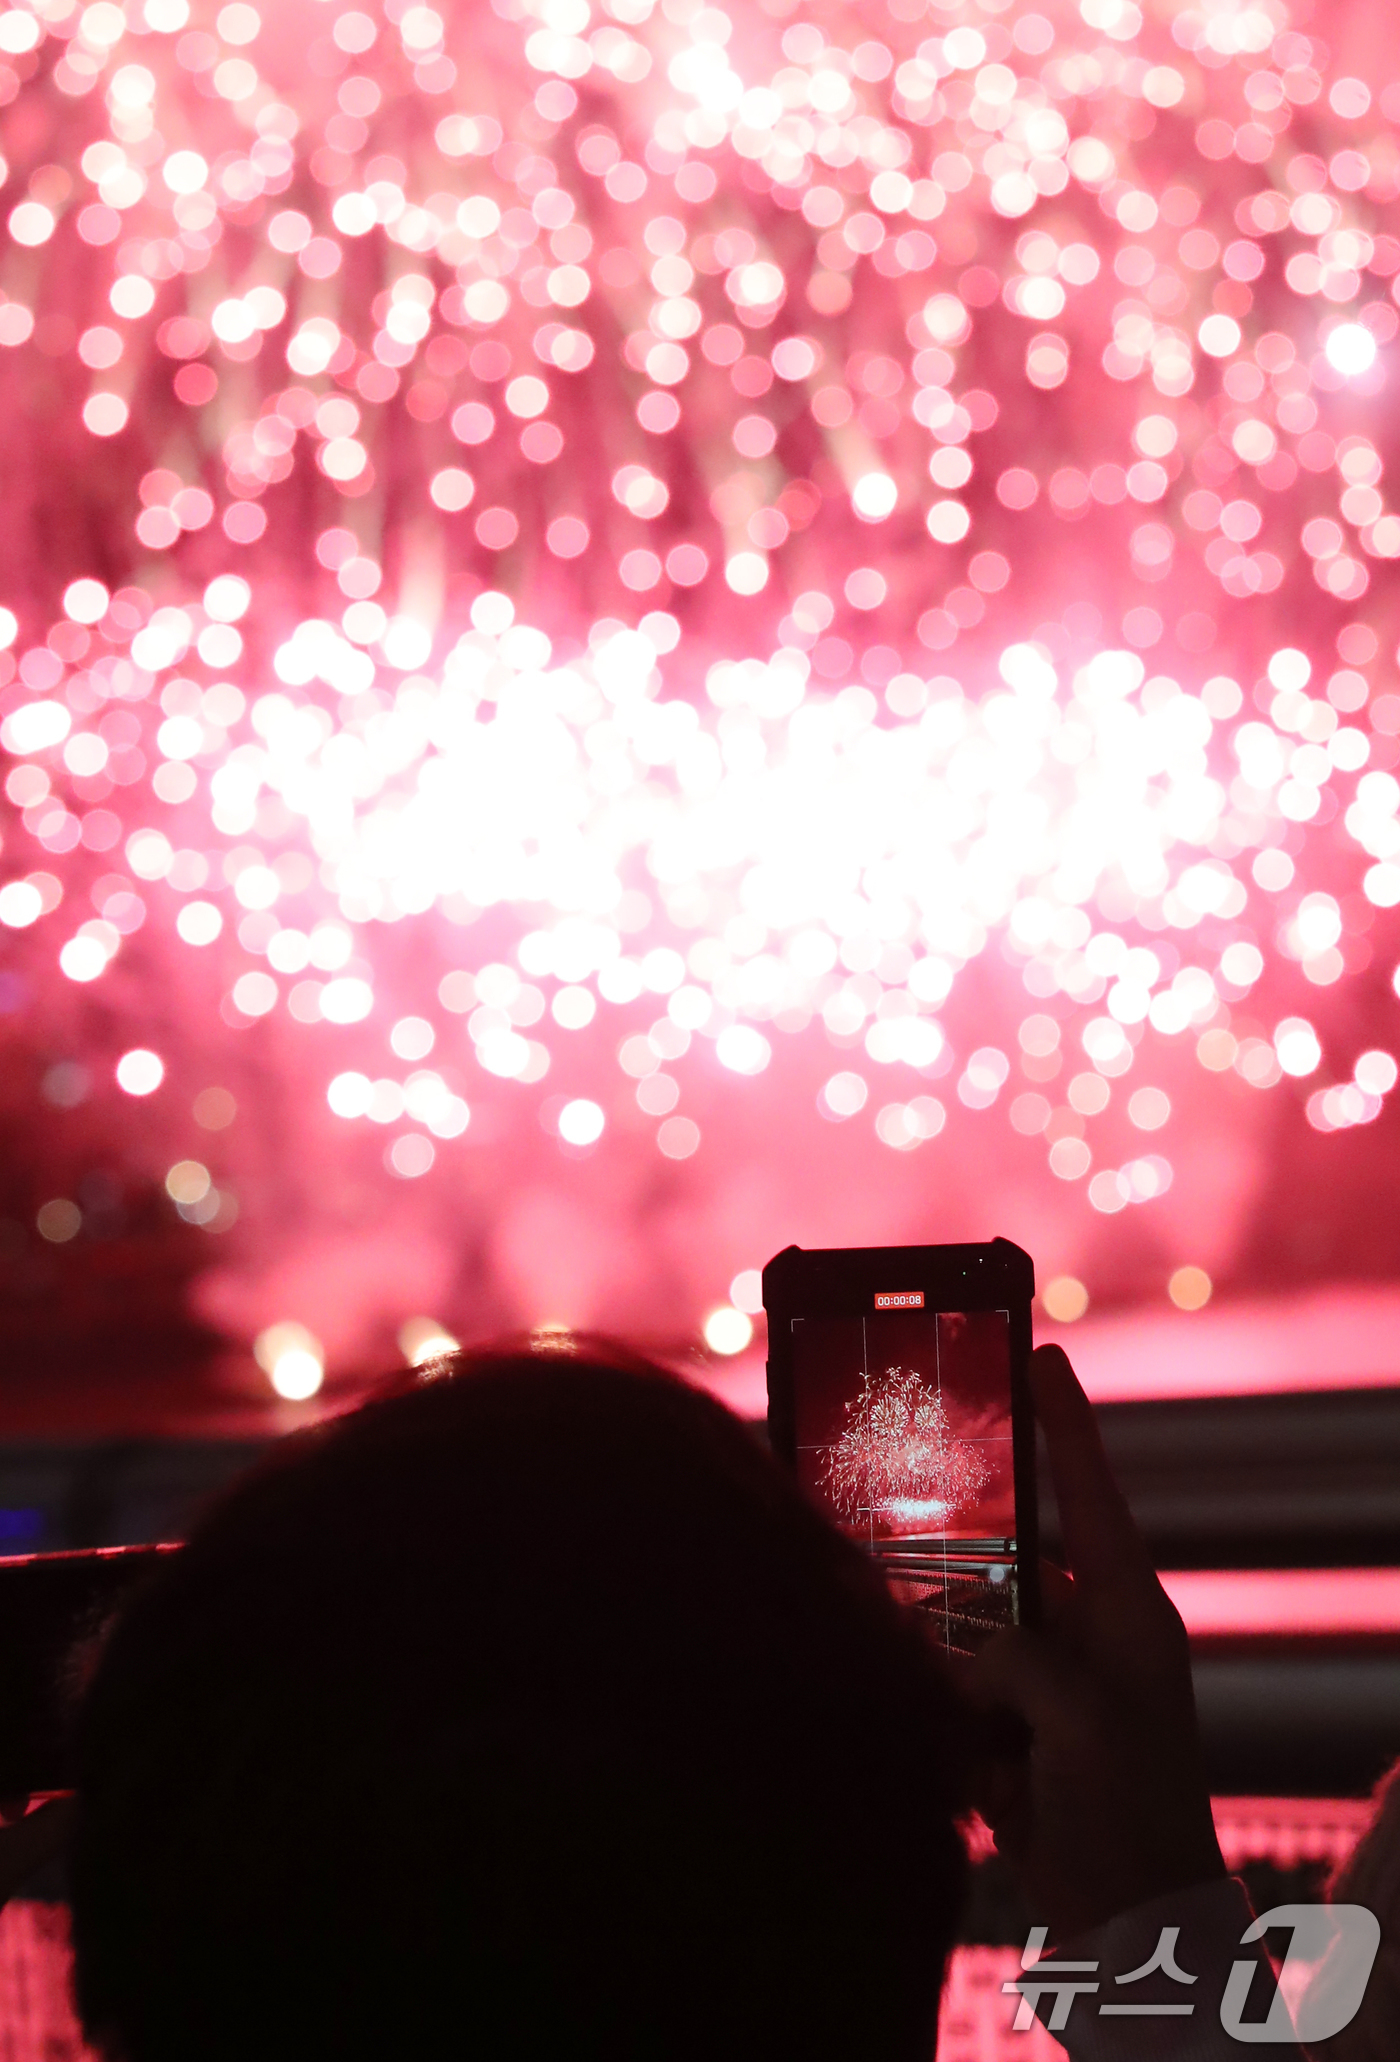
[763,1238,1038,1656]
[0,1545,177,1795]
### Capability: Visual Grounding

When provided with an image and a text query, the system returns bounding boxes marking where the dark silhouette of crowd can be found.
[4,1335,1374,2059]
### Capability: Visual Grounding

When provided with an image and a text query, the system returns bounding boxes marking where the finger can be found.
[1029,1345,1153,1590]
[0,1797,30,1825]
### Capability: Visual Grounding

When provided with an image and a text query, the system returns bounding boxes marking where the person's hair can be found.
[70,1341,968,2062]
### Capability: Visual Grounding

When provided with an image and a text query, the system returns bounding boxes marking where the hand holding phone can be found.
[763,1238,1038,1658]
[968,1345,1226,1940]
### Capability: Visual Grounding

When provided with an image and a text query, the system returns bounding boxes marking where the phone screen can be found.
[790,1302,1018,1654]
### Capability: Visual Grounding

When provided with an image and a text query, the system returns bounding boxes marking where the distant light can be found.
[327,1071,373,1118]
[162,149,208,194]
[59,935,111,983]
[729,1268,763,1314]
[552,985,596,1029]
[1325,323,1377,378]
[716,1024,771,1075]
[321,977,374,1023]
[704,1306,753,1355]
[390,1015,435,1060]
[116,1048,164,1095]
[42,1062,90,1108]
[0,880,43,928]
[165,1159,211,1205]
[176,901,223,946]
[8,201,54,246]
[125,830,173,880]
[471,590,514,635]
[83,393,129,437]
[382,616,433,670]
[269,1350,323,1400]
[1197,313,1241,358]
[819,1071,868,1119]
[724,551,768,595]
[558,1098,604,1145]
[1267,648,1311,691]
[1001,645,1057,696]
[255,1321,324,1401]
[1274,1017,1322,1077]
[1049,1137,1092,1180]
[844,566,887,609]
[1041,1276,1089,1322]
[1220,942,1263,988]
[1,700,70,754]
[1254,849,1295,892]
[325,1072,373,1121]
[36,1198,82,1244]
[1127,1087,1170,1130]
[386,1132,435,1177]
[233,864,279,910]
[1294,893,1341,956]
[1168,1266,1213,1312]
[398,1314,460,1365]
[203,574,251,622]
[63,578,110,624]
[852,471,897,521]
[1355,1049,1398,1096]
[193,1087,237,1129]
[231,971,278,1017]
[656,1115,701,1158]
[430,467,475,512]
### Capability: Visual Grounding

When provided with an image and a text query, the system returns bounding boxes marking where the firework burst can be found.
[2,0,1400,1380]
[823,1363,991,1527]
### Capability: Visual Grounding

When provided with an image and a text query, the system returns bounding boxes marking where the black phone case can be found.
[762,1237,1039,1631]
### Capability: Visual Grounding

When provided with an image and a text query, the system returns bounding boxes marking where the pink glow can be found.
[1162,1566,1400,1639]
[1041,1284,1400,1402]
[1211,1795,1372,1874]
[2,0,1400,1395]
[699,1279,1400,1423]
[0,1887,1375,2062]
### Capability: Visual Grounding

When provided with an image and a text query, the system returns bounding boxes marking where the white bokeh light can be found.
[558,1098,604,1146]
[1325,324,1378,378]
[703,1306,753,1355]
[115,1049,164,1096]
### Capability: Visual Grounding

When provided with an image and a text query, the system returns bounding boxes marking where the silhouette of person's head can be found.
[71,1343,966,2061]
